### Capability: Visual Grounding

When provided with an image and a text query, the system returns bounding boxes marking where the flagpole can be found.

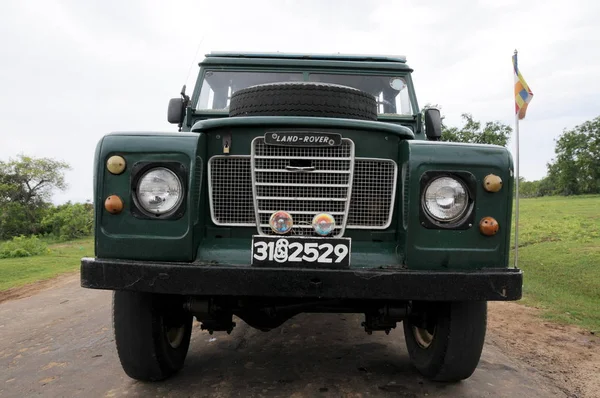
[514,112,520,268]
[513,49,520,269]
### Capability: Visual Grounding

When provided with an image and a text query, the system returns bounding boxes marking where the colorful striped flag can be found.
[512,52,533,120]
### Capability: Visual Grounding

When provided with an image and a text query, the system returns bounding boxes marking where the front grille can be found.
[208,150,398,232]
[252,137,355,237]
[208,156,255,225]
[347,159,397,228]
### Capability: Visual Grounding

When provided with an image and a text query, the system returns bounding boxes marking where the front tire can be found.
[113,291,193,381]
[403,301,487,382]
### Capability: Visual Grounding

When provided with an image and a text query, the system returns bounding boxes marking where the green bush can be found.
[41,202,93,241]
[0,202,50,240]
[0,235,49,259]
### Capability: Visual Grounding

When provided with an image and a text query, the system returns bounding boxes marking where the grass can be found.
[0,237,93,291]
[512,195,600,333]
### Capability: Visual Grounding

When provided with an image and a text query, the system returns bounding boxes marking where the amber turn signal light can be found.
[479,217,499,236]
[483,174,502,192]
[107,155,126,175]
[105,195,123,214]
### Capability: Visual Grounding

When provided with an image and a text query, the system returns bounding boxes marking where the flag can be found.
[512,52,533,120]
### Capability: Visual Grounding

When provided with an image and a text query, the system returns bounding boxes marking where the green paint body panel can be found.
[191,116,415,139]
[95,132,201,261]
[196,239,400,268]
[401,141,514,270]
[92,53,514,273]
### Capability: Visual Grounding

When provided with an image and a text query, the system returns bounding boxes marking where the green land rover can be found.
[81,52,522,383]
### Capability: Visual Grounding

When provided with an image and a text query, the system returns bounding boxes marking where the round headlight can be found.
[136,167,183,215]
[423,176,469,222]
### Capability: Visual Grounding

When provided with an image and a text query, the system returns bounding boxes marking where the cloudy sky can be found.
[1,0,598,203]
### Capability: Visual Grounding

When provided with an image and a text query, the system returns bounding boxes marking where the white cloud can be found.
[0,0,598,203]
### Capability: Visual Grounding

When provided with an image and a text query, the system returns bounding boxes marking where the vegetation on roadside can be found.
[0,155,93,242]
[0,235,49,259]
[0,237,93,291]
[513,195,600,333]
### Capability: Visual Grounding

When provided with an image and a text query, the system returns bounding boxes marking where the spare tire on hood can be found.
[228,82,377,121]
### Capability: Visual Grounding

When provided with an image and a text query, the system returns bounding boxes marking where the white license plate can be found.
[251,236,351,267]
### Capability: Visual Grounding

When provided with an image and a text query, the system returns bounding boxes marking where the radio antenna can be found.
[185,36,205,87]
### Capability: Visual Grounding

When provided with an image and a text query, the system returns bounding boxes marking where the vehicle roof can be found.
[206,51,407,63]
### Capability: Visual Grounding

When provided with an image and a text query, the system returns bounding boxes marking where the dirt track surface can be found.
[0,275,596,398]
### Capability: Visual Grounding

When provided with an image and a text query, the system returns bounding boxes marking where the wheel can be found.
[403,301,487,382]
[228,82,378,120]
[113,291,193,381]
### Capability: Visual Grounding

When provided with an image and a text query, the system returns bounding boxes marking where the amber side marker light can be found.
[479,217,499,236]
[105,195,124,214]
[483,174,502,192]
[107,155,126,175]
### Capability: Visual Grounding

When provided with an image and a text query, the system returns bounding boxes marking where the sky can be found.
[1,0,599,204]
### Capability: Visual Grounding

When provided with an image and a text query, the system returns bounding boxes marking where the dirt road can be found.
[0,275,585,397]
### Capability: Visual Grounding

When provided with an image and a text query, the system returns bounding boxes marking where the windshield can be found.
[197,71,413,115]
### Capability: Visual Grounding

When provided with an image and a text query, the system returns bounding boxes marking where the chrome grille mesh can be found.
[208,156,255,225]
[347,159,397,228]
[402,162,410,230]
[208,147,398,231]
[252,137,354,237]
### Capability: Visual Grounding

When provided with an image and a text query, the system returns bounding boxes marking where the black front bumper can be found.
[81,258,522,301]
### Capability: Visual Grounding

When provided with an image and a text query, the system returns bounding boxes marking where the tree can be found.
[546,116,600,195]
[0,155,70,239]
[537,175,557,197]
[441,113,512,147]
[518,177,541,198]
[0,155,70,204]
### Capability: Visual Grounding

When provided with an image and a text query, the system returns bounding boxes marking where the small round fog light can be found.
[107,155,126,175]
[105,195,123,214]
[483,174,503,192]
[312,213,336,236]
[479,217,499,236]
[269,211,293,234]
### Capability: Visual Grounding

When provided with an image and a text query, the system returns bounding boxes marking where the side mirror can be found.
[424,108,442,141]
[167,98,185,124]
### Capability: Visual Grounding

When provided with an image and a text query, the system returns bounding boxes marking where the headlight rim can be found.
[419,171,476,230]
[130,161,188,220]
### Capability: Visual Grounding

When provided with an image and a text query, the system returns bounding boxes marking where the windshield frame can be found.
[191,67,419,118]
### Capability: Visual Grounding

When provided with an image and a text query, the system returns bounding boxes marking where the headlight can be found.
[423,176,469,222]
[136,167,183,215]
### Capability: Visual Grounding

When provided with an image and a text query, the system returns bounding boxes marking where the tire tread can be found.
[229,82,378,120]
